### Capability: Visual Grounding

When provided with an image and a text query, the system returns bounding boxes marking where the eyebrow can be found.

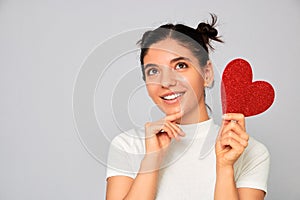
[144,56,192,70]
[170,56,192,64]
[144,63,158,71]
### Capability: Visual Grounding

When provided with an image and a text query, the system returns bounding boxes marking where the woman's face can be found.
[143,39,213,124]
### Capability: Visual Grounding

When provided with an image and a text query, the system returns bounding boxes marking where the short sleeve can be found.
[106,130,145,180]
[234,137,270,193]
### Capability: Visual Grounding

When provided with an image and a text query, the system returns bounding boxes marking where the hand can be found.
[144,111,185,154]
[215,113,249,168]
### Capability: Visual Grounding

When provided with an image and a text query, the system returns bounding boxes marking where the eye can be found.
[146,68,159,76]
[175,62,188,70]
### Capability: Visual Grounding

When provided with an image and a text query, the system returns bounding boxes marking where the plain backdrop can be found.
[1,0,300,199]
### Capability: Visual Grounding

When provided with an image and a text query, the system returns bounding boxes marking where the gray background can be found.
[1,0,300,199]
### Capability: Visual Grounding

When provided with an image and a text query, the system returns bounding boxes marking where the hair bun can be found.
[196,22,218,38]
[195,14,223,50]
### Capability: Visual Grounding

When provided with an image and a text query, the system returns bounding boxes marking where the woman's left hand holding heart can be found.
[215,113,249,168]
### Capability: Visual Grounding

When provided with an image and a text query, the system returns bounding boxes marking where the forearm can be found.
[124,155,161,200]
[214,165,239,200]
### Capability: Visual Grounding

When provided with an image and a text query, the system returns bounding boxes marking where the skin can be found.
[106,39,265,200]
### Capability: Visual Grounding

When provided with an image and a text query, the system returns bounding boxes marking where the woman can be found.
[106,15,270,199]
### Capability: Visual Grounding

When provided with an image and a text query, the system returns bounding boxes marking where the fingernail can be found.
[222,114,228,119]
[178,130,185,136]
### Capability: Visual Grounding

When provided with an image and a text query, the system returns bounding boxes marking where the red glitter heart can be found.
[221,58,275,117]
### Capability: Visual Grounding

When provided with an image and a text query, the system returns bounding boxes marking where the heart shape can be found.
[221,58,275,117]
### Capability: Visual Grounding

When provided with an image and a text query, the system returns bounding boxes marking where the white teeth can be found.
[162,92,184,100]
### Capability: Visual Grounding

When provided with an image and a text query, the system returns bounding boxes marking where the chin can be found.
[160,105,182,115]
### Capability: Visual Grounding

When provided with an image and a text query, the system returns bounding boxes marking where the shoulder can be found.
[243,137,270,161]
[110,127,145,154]
[234,136,270,173]
[234,137,270,193]
[106,128,146,178]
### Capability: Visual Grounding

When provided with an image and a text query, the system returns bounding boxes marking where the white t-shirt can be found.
[106,119,270,199]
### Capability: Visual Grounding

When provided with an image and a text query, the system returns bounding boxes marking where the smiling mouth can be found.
[160,92,185,101]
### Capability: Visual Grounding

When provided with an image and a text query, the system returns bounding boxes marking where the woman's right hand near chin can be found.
[144,111,185,155]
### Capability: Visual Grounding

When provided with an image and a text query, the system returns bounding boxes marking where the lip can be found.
[160,91,186,104]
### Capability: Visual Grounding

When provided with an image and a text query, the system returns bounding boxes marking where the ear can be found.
[203,60,214,87]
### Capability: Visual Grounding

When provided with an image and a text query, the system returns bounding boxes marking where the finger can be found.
[168,121,185,137]
[221,130,248,147]
[220,136,245,155]
[160,124,175,138]
[221,121,249,141]
[222,113,245,130]
[216,119,227,141]
[164,122,180,141]
[145,122,171,138]
[157,133,171,148]
[164,111,184,122]
[167,122,185,141]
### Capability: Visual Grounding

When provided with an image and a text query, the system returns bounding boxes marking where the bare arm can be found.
[238,188,265,200]
[214,165,239,199]
[106,156,160,200]
[106,176,134,200]
[214,165,265,200]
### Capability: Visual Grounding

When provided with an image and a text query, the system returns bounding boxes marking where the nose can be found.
[160,67,177,88]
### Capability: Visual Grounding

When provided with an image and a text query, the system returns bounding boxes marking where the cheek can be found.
[146,83,159,100]
[187,74,205,97]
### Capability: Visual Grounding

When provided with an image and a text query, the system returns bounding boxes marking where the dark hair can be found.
[138,14,223,81]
